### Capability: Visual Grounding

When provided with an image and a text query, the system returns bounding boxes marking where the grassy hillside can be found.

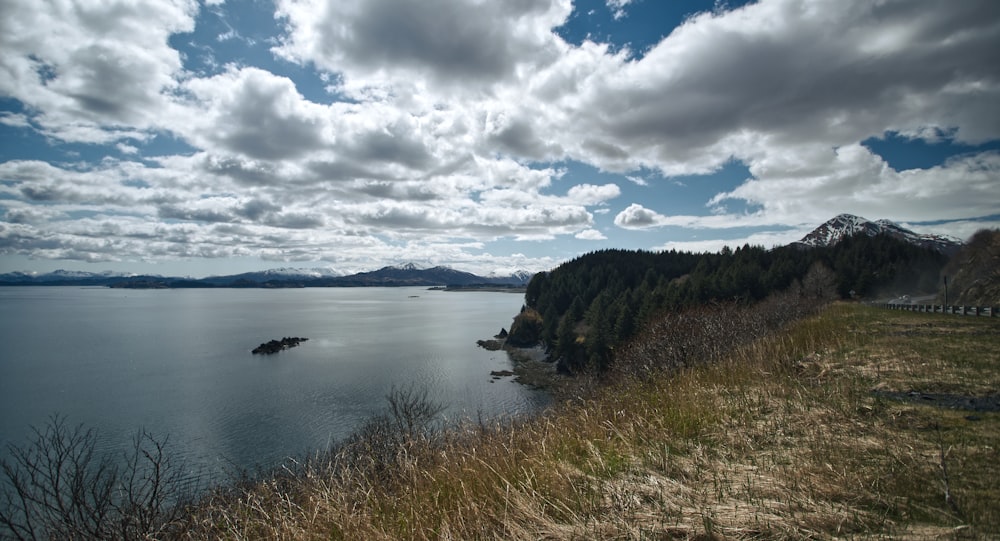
[172,304,998,539]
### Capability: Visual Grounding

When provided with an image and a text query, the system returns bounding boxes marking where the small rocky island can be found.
[252,337,308,355]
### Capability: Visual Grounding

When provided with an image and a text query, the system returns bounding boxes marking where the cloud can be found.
[614,203,665,229]
[656,227,810,253]
[612,144,1000,243]
[593,0,1000,241]
[116,143,140,155]
[0,112,31,128]
[0,0,197,142]
[0,152,605,268]
[484,111,565,160]
[612,202,779,231]
[0,159,169,210]
[567,0,1000,176]
[181,67,328,161]
[710,146,1000,225]
[907,218,1000,244]
[606,0,632,20]
[575,228,607,240]
[566,183,621,205]
[273,0,571,92]
[345,118,433,169]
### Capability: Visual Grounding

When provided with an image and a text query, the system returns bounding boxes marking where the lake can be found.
[0,286,548,486]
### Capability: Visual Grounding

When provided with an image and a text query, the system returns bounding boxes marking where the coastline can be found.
[477,336,563,391]
[504,344,563,390]
[431,285,527,293]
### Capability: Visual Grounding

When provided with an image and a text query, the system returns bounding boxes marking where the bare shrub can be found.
[385,385,445,441]
[614,265,836,380]
[336,385,445,482]
[0,416,187,540]
[113,430,186,539]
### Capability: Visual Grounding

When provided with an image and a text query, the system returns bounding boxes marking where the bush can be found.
[614,263,836,380]
[506,308,544,347]
[0,416,187,540]
[337,385,445,482]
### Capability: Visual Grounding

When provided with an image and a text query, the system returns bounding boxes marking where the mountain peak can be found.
[795,214,963,254]
[833,213,868,222]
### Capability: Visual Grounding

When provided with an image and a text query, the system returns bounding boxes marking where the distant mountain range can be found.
[791,214,963,255]
[0,264,535,288]
[1,214,965,288]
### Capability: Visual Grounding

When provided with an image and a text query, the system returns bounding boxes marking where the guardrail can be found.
[882,304,999,317]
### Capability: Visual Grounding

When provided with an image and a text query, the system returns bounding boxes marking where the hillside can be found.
[938,229,1000,306]
[166,303,999,538]
[510,233,948,375]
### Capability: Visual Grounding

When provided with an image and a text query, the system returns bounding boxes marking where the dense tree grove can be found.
[509,233,947,374]
[935,228,1000,306]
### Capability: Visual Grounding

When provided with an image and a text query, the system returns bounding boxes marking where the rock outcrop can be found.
[252,337,308,355]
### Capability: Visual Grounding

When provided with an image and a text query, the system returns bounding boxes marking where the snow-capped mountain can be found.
[0,269,146,285]
[487,269,535,284]
[510,270,535,284]
[793,214,963,254]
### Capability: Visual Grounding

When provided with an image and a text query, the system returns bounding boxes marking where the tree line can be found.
[508,233,947,374]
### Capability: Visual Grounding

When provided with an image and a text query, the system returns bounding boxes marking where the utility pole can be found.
[943,275,948,306]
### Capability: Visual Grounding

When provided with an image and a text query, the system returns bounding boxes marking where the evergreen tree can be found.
[513,232,948,374]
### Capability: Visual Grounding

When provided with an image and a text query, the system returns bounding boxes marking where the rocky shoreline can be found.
[477,329,559,389]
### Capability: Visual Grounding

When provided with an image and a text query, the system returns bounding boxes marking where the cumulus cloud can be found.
[273,0,571,92]
[709,146,1000,226]
[564,0,1000,178]
[566,183,621,205]
[613,202,780,231]
[596,0,1000,239]
[0,0,197,142]
[614,203,666,229]
[181,67,328,161]
[575,228,607,240]
[2,0,998,272]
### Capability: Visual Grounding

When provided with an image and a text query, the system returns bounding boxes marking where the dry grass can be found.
[171,304,1000,540]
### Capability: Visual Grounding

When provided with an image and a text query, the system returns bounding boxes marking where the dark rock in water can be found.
[478,329,509,351]
[490,370,515,378]
[476,339,504,351]
[252,337,308,355]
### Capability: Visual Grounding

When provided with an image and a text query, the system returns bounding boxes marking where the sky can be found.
[1,0,999,278]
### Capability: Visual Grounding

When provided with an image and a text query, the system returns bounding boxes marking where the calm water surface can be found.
[0,286,547,484]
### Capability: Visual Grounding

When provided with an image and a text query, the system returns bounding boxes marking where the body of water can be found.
[0,286,547,485]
